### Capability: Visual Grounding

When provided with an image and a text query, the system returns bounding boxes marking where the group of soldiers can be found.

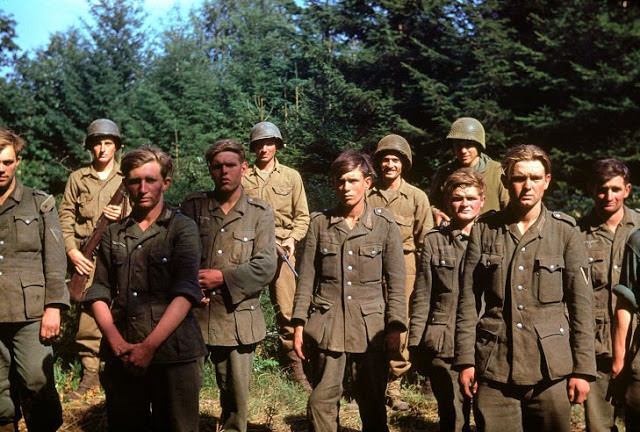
[0,114,639,432]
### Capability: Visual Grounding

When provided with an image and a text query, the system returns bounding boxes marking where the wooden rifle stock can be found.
[67,180,128,302]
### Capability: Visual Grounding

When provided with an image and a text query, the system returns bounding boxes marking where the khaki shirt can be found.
[58,163,124,253]
[409,227,468,358]
[367,179,434,253]
[292,204,407,353]
[0,181,69,321]
[181,191,277,346]
[455,206,596,385]
[242,158,310,242]
[430,153,508,214]
[85,206,206,364]
[579,206,640,358]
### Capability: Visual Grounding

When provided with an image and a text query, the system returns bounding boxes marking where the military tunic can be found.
[430,153,508,215]
[181,190,277,432]
[0,180,68,430]
[579,206,640,432]
[292,204,406,432]
[455,206,596,431]
[85,206,205,432]
[410,226,470,432]
[242,158,309,354]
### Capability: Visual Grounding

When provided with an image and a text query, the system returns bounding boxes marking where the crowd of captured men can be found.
[0,115,639,432]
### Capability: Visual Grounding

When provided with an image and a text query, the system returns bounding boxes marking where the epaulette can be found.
[246,196,269,210]
[33,189,56,213]
[551,210,577,227]
[311,210,326,219]
[426,227,443,237]
[373,207,395,223]
[182,191,208,202]
[476,209,497,221]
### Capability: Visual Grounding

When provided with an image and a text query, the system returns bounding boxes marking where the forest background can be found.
[0,1,638,429]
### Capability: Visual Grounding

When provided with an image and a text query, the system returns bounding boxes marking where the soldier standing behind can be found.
[367,134,433,410]
[578,158,640,431]
[430,117,508,226]
[0,129,69,431]
[455,145,596,432]
[410,168,485,432]
[58,119,125,399]
[241,121,310,387]
[182,139,277,432]
[85,146,206,432]
[292,150,406,432]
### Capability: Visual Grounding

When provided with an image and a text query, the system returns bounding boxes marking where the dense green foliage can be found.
[0,0,639,212]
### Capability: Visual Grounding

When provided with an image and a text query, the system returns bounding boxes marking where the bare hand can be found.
[281,238,296,257]
[567,377,590,404]
[198,269,224,291]
[126,342,156,369]
[384,329,401,354]
[68,248,94,275]
[103,204,123,221]
[432,208,451,227]
[294,325,306,360]
[459,367,477,398]
[612,357,625,379]
[40,307,61,342]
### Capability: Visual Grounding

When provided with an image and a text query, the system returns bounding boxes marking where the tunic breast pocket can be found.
[432,251,456,289]
[77,194,98,221]
[535,256,565,303]
[271,185,293,212]
[586,249,607,289]
[318,242,340,280]
[231,231,255,264]
[14,214,41,252]
[148,248,171,292]
[479,253,503,296]
[359,243,383,283]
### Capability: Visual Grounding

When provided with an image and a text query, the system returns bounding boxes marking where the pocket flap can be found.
[236,297,261,311]
[359,243,383,258]
[310,294,333,312]
[480,253,502,267]
[536,256,564,272]
[272,185,293,195]
[14,214,38,225]
[20,274,44,288]
[534,320,569,339]
[233,231,256,243]
[429,310,449,325]
[432,254,455,268]
[360,301,384,316]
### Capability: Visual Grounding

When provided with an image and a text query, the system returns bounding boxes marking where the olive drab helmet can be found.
[374,134,412,171]
[249,121,284,150]
[84,118,122,149]
[446,117,485,149]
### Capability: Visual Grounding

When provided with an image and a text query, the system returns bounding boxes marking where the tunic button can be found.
[517,304,524,310]
[217,249,223,255]
[322,248,328,254]
[440,260,446,265]
[136,244,142,249]
[221,228,225,233]
[348,250,353,256]
[517,285,524,291]
[0,240,4,245]
[347,281,352,286]
[559,327,565,334]
[211,290,216,296]
[0,272,2,276]
[518,265,524,271]
[250,305,255,310]
[347,265,353,271]
[132,291,138,297]
[347,295,352,300]
[588,257,594,263]
[613,264,619,270]
[0,255,3,260]
[131,316,136,321]
[521,247,526,253]
[161,257,168,263]
[549,265,555,270]
[24,219,30,224]
[243,237,248,242]
[516,322,523,329]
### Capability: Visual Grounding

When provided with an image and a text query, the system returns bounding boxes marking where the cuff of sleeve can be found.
[83,285,112,304]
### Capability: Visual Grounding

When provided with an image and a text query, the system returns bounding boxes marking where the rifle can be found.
[67,180,128,302]
[276,243,298,279]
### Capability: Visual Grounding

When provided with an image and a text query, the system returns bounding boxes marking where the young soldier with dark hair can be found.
[579,158,640,431]
[455,144,596,432]
[292,150,406,432]
[85,146,206,432]
[0,129,69,432]
[410,168,485,431]
[182,139,277,432]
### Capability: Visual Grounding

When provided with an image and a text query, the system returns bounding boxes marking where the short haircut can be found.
[205,139,246,165]
[501,144,552,178]
[121,146,173,179]
[590,158,630,186]
[0,129,26,157]
[330,150,376,181]
[443,167,486,200]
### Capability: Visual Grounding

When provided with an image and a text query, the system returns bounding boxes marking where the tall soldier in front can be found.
[58,119,125,399]
[85,146,206,431]
[182,139,277,432]
[293,151,406,431]
[367,134,433,410]
[0,129,69,431]
[241,121,310,387]
[455,145,596,431]
[578,158,640,431]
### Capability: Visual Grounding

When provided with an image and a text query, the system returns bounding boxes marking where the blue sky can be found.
[2,0,205,53]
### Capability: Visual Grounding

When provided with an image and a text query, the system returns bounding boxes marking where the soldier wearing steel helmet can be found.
[430,117,509,227]
[241,121,311,388]
[58,118,127,400]
[367,133,434,410]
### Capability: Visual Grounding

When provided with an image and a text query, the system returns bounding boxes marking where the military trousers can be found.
[208,344,256,432]
[0,320,62,431]
[475,378,570,432]
[101,356,203,432]
[307,349,389,432]
[584,356,616,432]
[423,356,472,432]
[75,309,102,373]
[388,252,416,379]
[269,256,297,356]
[625,380,640,432]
